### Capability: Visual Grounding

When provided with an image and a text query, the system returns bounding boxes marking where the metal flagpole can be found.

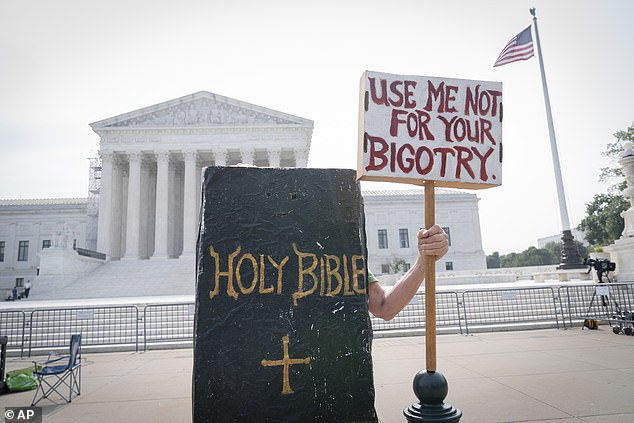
[530,8,584,269]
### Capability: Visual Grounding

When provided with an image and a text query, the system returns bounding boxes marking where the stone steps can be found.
[30,256,196,300]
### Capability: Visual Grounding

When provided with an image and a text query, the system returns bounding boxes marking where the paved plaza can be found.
[3,327,633,423]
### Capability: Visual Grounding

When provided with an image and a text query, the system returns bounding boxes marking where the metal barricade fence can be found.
[28,306,139,356]
[0,310,26,357]
[559,284,597,327]
[371,291,462,334]
[5,282,632,356]
[560,282,634,329]
[143,303,196,351]
[461,287,560,335]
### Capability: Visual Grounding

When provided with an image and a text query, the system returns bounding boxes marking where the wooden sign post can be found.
[358,70,503,422]
[424,183,437,374]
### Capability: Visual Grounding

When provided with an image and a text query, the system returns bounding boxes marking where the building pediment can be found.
[90,91,313,131]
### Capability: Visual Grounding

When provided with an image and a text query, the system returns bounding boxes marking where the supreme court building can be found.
[90,91,312,261]
[0,91,486,293]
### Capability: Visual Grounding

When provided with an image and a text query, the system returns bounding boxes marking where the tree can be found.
[543,241,589,262]
[577,193,629,246]
[577,123,634,247]
[389,257,407,274]
[486,241,589,268]
[498,247,555,267]
[499,252,519,268]
[598,123,634,192]
[486,251,500,269]
[522,246,557,266]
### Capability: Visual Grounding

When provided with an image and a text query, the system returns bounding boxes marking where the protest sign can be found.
[358,70,503,189]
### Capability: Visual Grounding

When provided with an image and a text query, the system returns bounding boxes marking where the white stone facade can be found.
[0,199,88,290]
[362,189,487,276]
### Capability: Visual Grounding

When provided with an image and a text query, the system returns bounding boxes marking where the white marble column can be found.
[138,162,153,259]
[110,159,124,259]
[295,148,309,167]
[241,148,255,165]
[96,151,114,257]
[123,151,143,259]
[214,149,227,166]
[144,165,157,258]
[269,149,281,167]
[182,150,198,256]
[153,151,170,258]
[619,143,634,237]
[168,164,184,257]
[119,168,129,257]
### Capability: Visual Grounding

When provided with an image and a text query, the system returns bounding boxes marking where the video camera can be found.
[584,257,616,283]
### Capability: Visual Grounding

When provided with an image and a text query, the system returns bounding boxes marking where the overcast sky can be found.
[1,0,632,255]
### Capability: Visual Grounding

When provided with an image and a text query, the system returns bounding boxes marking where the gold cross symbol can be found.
[261,335,311,395]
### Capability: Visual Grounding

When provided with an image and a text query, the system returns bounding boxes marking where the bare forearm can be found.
[367,225,448,321]
[370,259,425,321]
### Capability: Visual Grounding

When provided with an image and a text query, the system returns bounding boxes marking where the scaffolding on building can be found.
[87,156,101,217]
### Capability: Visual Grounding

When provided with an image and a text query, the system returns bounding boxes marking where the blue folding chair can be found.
[31,334,82,405]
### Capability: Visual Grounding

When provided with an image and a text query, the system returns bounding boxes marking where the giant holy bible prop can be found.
[193,167,378,423]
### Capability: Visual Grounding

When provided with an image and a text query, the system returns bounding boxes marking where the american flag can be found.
[493,26,534,67]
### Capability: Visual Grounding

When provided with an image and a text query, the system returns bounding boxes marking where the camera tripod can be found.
[584,269,633,336]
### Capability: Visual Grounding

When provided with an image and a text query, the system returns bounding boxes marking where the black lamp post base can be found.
[404,370,462,423]
[558,229,586,269]
[404,402,462,423]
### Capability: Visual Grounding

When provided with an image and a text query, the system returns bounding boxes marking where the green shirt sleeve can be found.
[367,270,378,283]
